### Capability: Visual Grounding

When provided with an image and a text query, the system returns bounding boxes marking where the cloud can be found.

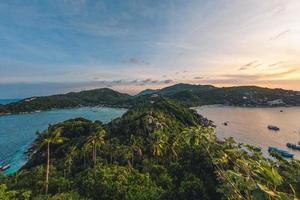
[123,58,148,65]
[273,5,286,16]
[163,79,173,84]
[0,78,176,98]
[194,76,204,80]
[268,61,284,67]
[263,68,300,78]
[222,74,260,80]
[112,80,123,84]
[239,60,259,71]
[141,78,152,83]
[205,67,300,86]
[269,30,290,41]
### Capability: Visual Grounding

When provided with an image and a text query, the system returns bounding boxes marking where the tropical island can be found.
[0,98,300,199]
[2,0,300,199]
[1,83,300,115]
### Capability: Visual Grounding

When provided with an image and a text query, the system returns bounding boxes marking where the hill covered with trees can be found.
[0,88,132,115]
[0,98,299,199]
[1,83,300,115]
[138,83,300,107]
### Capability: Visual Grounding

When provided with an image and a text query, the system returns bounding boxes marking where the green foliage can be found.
[0,184,31,200]
[1,99,299,199]
[1,83,300,115]
[0,184,17,200]
[2,88,131,114]
[79,165,163,200]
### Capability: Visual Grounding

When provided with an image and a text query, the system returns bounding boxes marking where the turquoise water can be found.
[0,99,20,105]
[0,107,126,175]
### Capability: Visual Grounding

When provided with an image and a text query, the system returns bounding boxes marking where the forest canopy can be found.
[1,99,299,199]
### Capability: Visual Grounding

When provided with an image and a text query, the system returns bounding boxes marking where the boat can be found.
[268,125,280,131]
[223,121,229,126]
[286,143,300,151]
[0,164,11,171]
[268,147,294,158]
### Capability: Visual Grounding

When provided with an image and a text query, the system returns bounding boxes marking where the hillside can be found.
[136,89,158,96]
[1,83,300,115]
[0,98,299,199]
[139,84,300,107]
[0,88,132,114]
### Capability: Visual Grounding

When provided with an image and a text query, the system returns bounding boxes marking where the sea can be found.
[195,105,300,159]
[0,106,126,175]
[0,99,20,105]
[1,100,300,175]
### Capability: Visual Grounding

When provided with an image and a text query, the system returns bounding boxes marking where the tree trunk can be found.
[45,142,50,195]
[110,151,113,164]
[131,152,134,168]
[94,143,97,166]
[83,152,86,168]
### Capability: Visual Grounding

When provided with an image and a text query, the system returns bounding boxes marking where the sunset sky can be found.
[0,0,300,98]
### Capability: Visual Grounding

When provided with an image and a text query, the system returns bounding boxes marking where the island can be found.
[0,98,299,199]
[1,83,300,115]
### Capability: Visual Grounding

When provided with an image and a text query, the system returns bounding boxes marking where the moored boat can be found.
[0,164,11,171]
[268,125,280,131]
[268,147,294,158]
[286,143,300,151]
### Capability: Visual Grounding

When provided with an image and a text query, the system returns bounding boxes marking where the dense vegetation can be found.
[1,98,299,199]
[138,83,300,107]
[0,88,131,114]
[1,83,300,115]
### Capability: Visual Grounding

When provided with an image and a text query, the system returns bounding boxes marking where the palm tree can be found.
[82,142,91,167]
[152,141,164,157]
[129,135,143,168]
[166,135,179,162]
[87,127,105,166]
[41,127,65,195]
[150,130,166,163]
[64,145,78,176]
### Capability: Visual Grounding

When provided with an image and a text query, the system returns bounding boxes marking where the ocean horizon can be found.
[0,99,21,105]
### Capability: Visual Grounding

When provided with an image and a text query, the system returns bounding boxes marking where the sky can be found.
[0,0,300,98]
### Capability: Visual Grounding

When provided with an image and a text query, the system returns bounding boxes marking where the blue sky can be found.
[0,0,300,98]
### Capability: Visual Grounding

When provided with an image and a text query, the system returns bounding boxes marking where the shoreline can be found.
[0,105,129,117]
[2,103,300,117]
[0,106,128,175]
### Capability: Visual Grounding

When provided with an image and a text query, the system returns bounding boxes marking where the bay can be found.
[195,106,300,159]
[0,107,126,175]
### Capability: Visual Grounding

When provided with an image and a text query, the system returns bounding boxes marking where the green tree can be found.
[129,135,143,168]
[87,126,105,166]
[41,127,65,195]
[65,145,79,176]
[150,130,167,162]
[0,184,17,200]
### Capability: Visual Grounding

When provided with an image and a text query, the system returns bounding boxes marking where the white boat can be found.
[0,164,10,171]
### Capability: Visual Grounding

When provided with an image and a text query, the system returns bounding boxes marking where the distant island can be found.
[1,83,300,115]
